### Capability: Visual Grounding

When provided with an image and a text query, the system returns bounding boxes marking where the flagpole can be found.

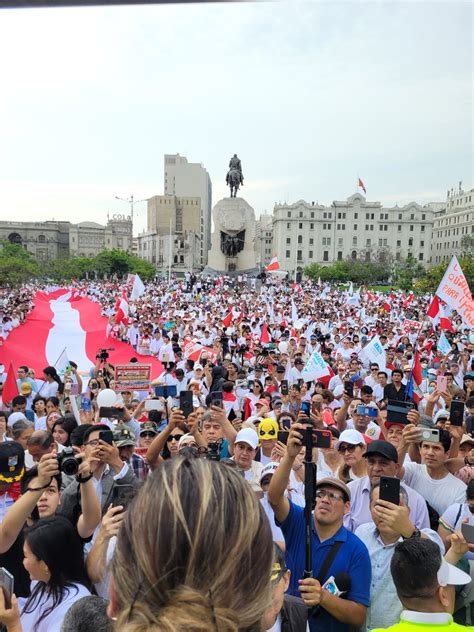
[37,347,68,396]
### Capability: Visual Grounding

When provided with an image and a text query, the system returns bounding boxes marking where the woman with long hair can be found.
[0,516,91,631]
[41,367,63,399]
[51,416,78,447]
[109,457,273,631]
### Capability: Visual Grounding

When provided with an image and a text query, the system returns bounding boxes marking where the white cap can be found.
[335,429,366,450]
[194,364,204,371]
[260,462,279,481]
[437,557,472,587]
[235,428,259,450]
[333,385,344,398]
[7,412,29,428]
[434,409,450,422]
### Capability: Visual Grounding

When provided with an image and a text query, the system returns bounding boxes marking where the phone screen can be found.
[180,391,194,418]
[99,429,114,445]
[301,401,311,416]
[211,391,223,407]
[0,567,14,609]
[379,476,400,505]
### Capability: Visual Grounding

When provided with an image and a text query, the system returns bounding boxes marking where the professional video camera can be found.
[96,347,115,362]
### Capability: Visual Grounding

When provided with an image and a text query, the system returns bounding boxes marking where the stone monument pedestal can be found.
[204,197,258,276]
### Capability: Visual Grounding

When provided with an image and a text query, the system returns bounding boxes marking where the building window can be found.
[396,252,401,261]
[354,224,357,231]
[365,251,370,262]
[298,235,302,244]
[354,213,358,219]
[398,213,402,220]
[286,238,291,244]
[323,212,327,219]
[420,240,424,247]
[421,225,425,232]
[309,251,313,259]
[299,212,303,218]
[311,212,314,218]
[408,238,413,246]
[366,238,371,246]
[353,236,357,245]
[38,234,46,243]
[286,250,291,258]
[309,238,314,245]
[396,240,401,247]
[310,223,314,229]
[419,253,424,261]
[287,222,290,229]
[287,212,291,218]
[365,225,369,231]
[410,225,414,232]
[297,250,302,261]
[398,225,402,232]
[337,251,343,260]
[422,214,426,221]
[328,213,332,219]
[351,250,357,260]
[410,214,414,220]
[299,223,303,229]
[338,238,343,246]
[323,251,329,261]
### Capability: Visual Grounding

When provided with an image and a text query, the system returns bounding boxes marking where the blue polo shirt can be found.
[278,500,371,632]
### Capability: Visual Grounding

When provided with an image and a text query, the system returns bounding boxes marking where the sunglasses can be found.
[338,444,358,454]
[167,434,184,442]
[140,432,156,438]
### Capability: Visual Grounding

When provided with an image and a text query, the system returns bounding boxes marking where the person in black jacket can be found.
[262,543,307,632]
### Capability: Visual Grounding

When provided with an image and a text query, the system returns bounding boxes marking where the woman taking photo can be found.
[0,516,91,632]
[109,457,273,631]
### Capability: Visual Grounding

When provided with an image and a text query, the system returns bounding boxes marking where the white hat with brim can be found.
[260,462,279,481]
[437,558,472,587]
[235,428,259,450]
[335,429,366,450]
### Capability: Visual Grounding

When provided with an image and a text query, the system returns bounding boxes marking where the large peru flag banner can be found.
[0,290,164,378]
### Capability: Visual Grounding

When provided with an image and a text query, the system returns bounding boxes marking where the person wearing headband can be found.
[373,538,471,631]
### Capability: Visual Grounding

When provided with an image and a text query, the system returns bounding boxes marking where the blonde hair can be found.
[112,457,273,632]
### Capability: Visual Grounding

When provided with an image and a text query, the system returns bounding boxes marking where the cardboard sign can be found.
[115,364,151,391]
[436,256,474,329]
[402,319,422,334]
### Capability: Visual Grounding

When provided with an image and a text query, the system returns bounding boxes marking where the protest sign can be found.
[437,331,452,357]
[115,363,152,391]
[402,319,422,334]
[436,256,474,328]
[358,335,386,367]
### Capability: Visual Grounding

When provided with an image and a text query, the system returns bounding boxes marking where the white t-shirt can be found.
[19,582,91,632]
[403,463,467,515]
[440,502,474,560]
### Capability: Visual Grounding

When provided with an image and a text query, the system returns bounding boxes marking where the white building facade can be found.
[431,185,474,265]
[272,193,435,276]
[255,214,274,269]
[164,154,212,266]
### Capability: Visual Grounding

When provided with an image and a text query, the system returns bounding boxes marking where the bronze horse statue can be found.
[226,167,242,198]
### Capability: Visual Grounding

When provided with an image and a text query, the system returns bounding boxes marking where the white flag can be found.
[436,256,474,329]
[437,331,452,356]
[358,335,386,368]
[301,350,331,381]
[291,298,299,324]
[130,274,145,301]
[55,348,71,378]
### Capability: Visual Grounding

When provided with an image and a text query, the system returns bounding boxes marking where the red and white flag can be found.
[260,322,270,345]
[222,312,233,328]
[2,362,18,405]
[427,295,455,332]
[358,178,367,194]
[115,292,129,325]
[0,290,164,377]
[266,256,280,272]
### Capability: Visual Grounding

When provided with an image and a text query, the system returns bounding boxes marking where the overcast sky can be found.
[0,0,472,236]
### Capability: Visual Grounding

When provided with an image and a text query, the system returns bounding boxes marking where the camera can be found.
[206,442,221,461]
[96,347,114,362]
[57,447,80,476]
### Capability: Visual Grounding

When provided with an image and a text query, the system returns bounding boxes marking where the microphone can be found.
[308,573,352,619]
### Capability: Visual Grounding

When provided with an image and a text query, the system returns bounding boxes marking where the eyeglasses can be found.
[316,490,344,502]
[338,444,358,454]
[84,439,101,447]
[140,432,156,438]
[166,434,184,442]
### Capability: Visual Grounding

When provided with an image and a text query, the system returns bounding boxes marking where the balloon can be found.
[278,341,288,353]
[96,388,118,407]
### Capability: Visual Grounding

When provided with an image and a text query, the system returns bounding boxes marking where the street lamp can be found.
[114,195,148,228]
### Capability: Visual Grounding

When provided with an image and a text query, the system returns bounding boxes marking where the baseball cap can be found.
[294,358,304,365]
[139,421,158,436]
[315,477,351,502]
[335,429,366,449]
[276,365,285,373]
[194,364,204,371]
[258,418,279,441]
[437,557,471,587]
[260,461,279,482]
[460,434,474,447]
[234,428,259,450]
[255,399,269,408]
[363,439,398,463]
[7,412,28,428]
[20,383,32,394]
[434,409,450,423]
[113,425,136,448]
[0,442,25,483]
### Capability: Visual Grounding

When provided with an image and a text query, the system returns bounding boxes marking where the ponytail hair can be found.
[43,366,64,395]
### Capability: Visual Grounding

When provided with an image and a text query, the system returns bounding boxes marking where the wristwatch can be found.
[402,527,421,540]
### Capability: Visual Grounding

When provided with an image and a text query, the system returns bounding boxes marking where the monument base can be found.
[206,197,258,273]
[202,265,260,278]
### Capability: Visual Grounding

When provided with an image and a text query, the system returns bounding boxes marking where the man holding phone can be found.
[356,481,444,630]
[268,422,371,632]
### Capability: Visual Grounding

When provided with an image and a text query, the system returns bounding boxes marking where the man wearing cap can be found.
[138,421,158,450]
[114,425,148,481]
[268,422,371,632]
[288,358,305,385]
[232,427,263,486]
[344,440,430,532]
[373,538,471,632]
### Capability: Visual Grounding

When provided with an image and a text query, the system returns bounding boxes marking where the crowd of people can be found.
[0,273,472,631]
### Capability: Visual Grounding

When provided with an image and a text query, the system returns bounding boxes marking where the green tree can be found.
[0,241,40,285]
[304,259,389,284]
[460,235,474,257]
[416,256,474,293]
[392,255,425,291]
